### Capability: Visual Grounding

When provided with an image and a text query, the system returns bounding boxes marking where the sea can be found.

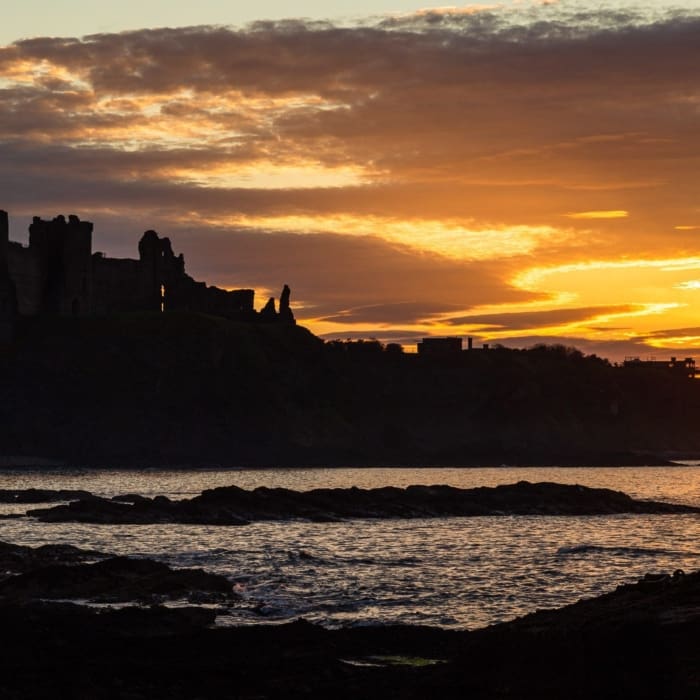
[1,465,699,630]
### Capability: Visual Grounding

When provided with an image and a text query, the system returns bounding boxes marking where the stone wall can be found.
[92,255,144,314]
[7,243,41,315]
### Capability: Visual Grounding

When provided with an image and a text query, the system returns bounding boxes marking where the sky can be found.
[2,0,700,360]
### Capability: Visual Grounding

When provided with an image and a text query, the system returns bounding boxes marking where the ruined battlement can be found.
[0,211,294,341]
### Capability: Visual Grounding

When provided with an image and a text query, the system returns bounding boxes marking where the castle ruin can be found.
[0,211,294,341]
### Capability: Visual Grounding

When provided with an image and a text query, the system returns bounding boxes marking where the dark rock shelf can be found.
[0,568,699,698]
[0,541,236,604]
[0,540,105,577]
[0,556,236,603]
[27,480,700,525]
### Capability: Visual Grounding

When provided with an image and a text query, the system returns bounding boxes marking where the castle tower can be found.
[138,230,167,311]
[137,230,192,312]
[62,215,93,315]
[28,214,93,315]
[0,210,8,273]
[0,210,17,341]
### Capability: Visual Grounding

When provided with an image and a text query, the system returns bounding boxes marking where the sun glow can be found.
[168,163,366,190]
[186,213,569,261]
[565,210,629,220]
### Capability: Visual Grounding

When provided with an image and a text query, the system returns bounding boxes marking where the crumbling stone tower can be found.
[138,230,184,312]
[137,229,255,316]
[279,284,295,324]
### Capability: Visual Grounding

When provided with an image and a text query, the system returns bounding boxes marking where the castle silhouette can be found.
[0,211,294,341]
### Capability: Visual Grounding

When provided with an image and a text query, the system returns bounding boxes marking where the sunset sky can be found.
[2,1,700,359]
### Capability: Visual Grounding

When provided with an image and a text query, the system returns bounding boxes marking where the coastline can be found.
[1,476,698,697]
[0,548,696,698]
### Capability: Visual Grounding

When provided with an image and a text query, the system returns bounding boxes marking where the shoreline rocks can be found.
[0,541,237,604]
[0,540,106,578]
[0,555,237,603]
[0,488,92,503]
[0,568,698,697]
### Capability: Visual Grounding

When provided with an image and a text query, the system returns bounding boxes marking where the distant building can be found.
[417,337,463,356]
[0,210,294,342]
[416,336,492,355]
[622,356,696,378]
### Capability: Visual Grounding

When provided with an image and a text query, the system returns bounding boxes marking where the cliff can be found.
[2,313,700,466]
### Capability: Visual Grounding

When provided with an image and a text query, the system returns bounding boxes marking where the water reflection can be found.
[0,510,698,630]
[0,465,699,504]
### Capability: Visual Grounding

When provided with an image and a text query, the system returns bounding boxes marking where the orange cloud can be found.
[1,8,700,359]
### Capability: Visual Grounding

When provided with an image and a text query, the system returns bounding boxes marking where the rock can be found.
[1,568,700,697]
[0,555,237,603]
[0,600,217,638]
[0,488,93,503]
[279,284,295,324]
[28,481,700,526]
[111,493,152,504]
[0,540,105,579]
[260,296,277,320]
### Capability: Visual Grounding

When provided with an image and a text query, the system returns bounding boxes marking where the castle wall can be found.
[202,286,256,317]
[0,210,7,271]
[92,255,144,313]
[0,210,16,342]
[165,277,255,318]
[1,211,291,327]
[7,243,42,316]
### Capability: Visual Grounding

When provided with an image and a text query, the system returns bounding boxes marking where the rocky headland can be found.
[2,313,700,467]
[23,481,700,525]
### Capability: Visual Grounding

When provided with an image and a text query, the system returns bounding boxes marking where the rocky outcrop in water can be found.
[0,488,92,503]
[27,481,700,525]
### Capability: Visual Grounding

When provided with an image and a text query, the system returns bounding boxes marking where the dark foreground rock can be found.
[28,480,700,525]
[1,569,700,698]
[0,553,237,603]
[0,540,105,579]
